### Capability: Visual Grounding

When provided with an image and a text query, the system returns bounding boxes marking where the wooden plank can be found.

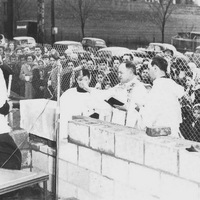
[0,169,48,195]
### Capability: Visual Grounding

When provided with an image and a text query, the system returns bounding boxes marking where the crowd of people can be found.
[1,41,200,142]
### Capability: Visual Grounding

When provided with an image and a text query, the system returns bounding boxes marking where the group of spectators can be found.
[1,40,200,142]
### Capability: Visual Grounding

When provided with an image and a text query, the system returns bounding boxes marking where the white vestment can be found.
[141,78,184,138]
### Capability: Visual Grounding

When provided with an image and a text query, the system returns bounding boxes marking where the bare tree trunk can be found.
[81,22,85,38]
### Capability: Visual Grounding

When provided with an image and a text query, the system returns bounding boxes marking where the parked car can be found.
[13,36,36,48]
[142,43,186,59]
[53,40,89,58]
[82,37,107,51]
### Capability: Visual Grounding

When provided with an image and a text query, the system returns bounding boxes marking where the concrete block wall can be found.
[63,116,200,200]
[30,116,200,200]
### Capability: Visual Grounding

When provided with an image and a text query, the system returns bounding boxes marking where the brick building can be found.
[0,0,200,47]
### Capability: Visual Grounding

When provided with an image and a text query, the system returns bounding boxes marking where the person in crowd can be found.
[0,54,13,89]
[61,60,75,93]
[179,71,194,140]
[171,57,189,87]
[32,59,46,98]
[187,62,200,85]
[0,45,5,60]
[7,41,16,55]
[17,55,26,97]
[34,46,43,62]
[19,54,36,99]
[163,48,174,59]
[42,54,50,67]
[122,54,133,62]
[87,59,98,87]
[98,58,110,75]
[181,71,194,106]
[95,71,105,90]
[47,52,62,100]
[15,47,23,61]
[4,47,12,64]
[141,56,185,138]
[192,77,200,105]
[23,46,32,55]
[138,62,152,86]
[0,67,21,170]
[191,104,200,142]
[107,57,120,87]
[102,75,111,90]
[180,103,200,142]
[9,54,21,96]
[109,61,148,128]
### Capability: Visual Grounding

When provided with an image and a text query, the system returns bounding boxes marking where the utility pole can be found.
[37,0,45,44]
[51,0,55,45]
[7,0,14,39]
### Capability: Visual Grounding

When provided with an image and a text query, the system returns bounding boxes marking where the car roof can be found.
[54,41,82,45]
[98,47,132,57]
[149,43,176,50]
[13,36,35,40]
[83,37,105,41]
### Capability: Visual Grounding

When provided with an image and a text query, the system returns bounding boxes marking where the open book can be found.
[104,97,124,107]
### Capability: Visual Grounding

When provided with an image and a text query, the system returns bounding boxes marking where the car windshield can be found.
[68,44,83,51]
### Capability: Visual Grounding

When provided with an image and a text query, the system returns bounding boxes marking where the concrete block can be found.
[40,144,49,154]
[47,174,55,193]
[21,149,31,168]
[58,179,78,199]
[10,129,29,149]
[67,163,90,190]
[89,172,114,199]
[8,108,20,129]
[77,188,102,200]
[145,141,178,174]
[58,159,68,181]
[49,155,55,175]
[48,146,56,156]
[102,154,129,184]
[128,163,160,197]
[115,133,144,164]
[68,121,90,146]
[78,146,101,173]
[160,173,200,200]
[114,182,159,200]
[90,126,115,154]
[20,99,57,141]
[114,182,137,200]
[179,149,200,182]
[59,141,78,165]
[32,150,49,173]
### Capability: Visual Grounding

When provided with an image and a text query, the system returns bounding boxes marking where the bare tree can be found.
[63,0,97,38]
[147,0,176,43]
[14,0,30,20]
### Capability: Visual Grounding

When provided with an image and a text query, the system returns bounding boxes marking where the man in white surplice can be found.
[140,56,184,138]
[60,69,111,140]
[109,61,148,127]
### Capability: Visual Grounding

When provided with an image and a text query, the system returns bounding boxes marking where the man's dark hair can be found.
[75,69,91,79]
[125,61,136,75]
[151,56,168,73]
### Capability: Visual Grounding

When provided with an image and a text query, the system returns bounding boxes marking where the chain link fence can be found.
[3,40,200,142]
